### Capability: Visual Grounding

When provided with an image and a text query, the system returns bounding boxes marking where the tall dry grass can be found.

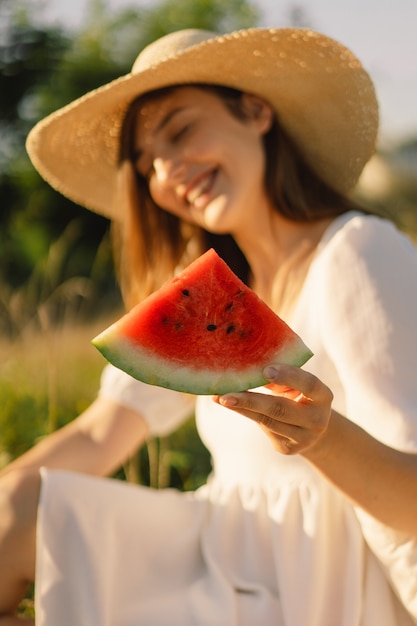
[0,316,111,466]
[0,217,210,492]
[0,313,211,486]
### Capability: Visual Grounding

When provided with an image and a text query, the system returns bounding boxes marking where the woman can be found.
[1,27,417,625]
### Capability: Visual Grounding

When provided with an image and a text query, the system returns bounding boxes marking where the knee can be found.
[0,468,41,530]
[0,468,41,580]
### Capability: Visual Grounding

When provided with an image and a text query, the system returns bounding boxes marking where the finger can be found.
[213,392,312,454]
[215,390,297,427]
[215,373,331,433]
[263,365,333,404]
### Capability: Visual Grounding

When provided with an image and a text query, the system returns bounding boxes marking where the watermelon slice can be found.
[92,249,313,395]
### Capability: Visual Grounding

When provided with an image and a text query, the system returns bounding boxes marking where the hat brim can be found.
[26,27,378,220]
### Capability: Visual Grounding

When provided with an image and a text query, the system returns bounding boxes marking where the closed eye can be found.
[170,123,192,143]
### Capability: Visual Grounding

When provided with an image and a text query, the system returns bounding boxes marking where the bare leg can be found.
[0,469,39,618]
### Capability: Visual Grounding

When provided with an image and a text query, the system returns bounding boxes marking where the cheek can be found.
[148,178,170,209]
[220,125,265,174]
[148,179,187,220]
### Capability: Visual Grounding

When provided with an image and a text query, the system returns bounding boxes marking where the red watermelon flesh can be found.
[92,249,313,395]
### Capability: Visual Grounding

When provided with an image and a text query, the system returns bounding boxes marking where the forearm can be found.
[0,398,150,479]
[302,410,417,536]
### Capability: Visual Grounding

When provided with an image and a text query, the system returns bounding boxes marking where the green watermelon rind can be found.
[92,331,313,395]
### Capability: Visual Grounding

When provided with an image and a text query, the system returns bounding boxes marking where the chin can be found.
[198,199,235,233]
[200,219,232,235]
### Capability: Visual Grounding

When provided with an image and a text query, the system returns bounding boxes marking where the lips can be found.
[184,169,218,207]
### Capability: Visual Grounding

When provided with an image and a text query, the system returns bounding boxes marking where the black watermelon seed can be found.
[225,302,233,311]
[226,325,235,334]
[182,289,190,296]
[206,324,217,331]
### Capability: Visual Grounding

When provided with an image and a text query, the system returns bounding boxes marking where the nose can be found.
[153,158,168,182]
[153,157,185,185]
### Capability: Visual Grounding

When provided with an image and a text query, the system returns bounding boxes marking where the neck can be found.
[234,210,332,315]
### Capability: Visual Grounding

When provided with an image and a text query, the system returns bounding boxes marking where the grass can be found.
[0,315,211,485]
[0,317,105,465]
[0,215,211,482]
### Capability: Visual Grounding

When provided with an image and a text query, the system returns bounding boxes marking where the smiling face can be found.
[132,86,273,235]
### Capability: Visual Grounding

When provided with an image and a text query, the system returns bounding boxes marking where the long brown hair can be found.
[113,85,364,310]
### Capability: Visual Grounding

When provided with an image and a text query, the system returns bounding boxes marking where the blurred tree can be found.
[370,141,417,236]
[285,4,313,28]
[0,0,71,287]
[0,0,259,334]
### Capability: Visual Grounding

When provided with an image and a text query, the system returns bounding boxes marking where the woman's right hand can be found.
[214,364,333,456]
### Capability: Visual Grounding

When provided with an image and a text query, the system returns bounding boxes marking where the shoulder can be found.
[317,212,417,280]
[324,211,406,253]
[307,211,417,333]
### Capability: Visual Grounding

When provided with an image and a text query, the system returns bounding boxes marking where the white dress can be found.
[35,213,417,625]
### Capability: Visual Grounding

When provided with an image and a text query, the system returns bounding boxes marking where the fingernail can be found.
[219,395,238,407]
[263,365,279,380]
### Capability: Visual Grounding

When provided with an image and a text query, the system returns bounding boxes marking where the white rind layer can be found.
[92,333,313,395]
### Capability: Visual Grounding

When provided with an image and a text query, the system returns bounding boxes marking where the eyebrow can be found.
[157,106,184,134]
[132,106,185,163]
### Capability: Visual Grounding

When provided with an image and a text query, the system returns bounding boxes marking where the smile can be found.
[185,169,218,207]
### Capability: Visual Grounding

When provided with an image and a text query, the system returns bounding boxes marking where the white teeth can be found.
[186,172,215,205]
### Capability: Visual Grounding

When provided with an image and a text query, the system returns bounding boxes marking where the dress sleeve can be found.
[98,364,195,437]
[318,215,417,451]
[318,215,417,619]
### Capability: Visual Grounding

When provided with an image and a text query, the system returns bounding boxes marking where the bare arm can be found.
[215,364,417,537]
[302,409,417,535]
[0,397,150,479]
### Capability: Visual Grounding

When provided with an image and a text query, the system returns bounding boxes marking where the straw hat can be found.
[26,27,379,220]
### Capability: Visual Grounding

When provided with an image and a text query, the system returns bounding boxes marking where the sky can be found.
[36,0,417,147]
